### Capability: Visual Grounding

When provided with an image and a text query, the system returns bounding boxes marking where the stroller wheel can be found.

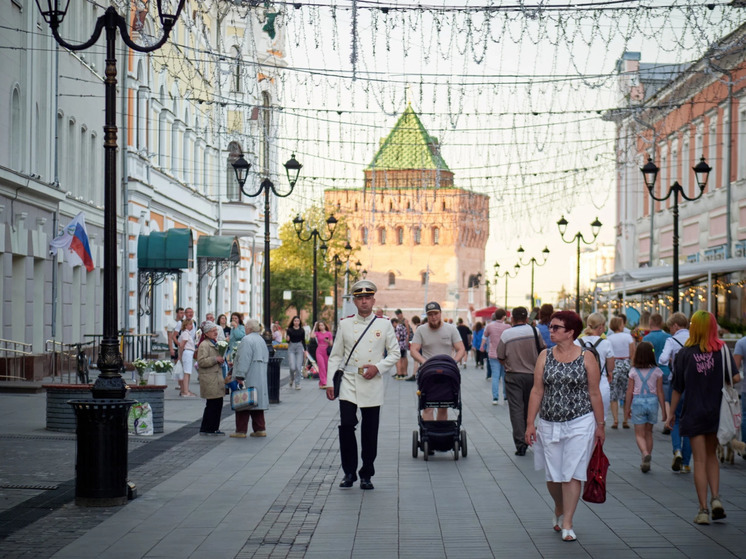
[460,430,468,458]
[423,440,430,461]
[453,439,460,461]
[412,431,419,459]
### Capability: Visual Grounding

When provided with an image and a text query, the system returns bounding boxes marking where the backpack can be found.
[582,338,604,374]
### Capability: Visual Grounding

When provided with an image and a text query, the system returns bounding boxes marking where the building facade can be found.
[325,106,489,319]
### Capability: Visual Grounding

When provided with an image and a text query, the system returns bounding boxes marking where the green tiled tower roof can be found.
[367,105,450,171]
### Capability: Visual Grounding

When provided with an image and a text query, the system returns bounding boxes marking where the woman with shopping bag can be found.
[230,319,269,438]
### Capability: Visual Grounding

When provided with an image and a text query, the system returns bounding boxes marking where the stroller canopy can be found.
[417,354,460,406]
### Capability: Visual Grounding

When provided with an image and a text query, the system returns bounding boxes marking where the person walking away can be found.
[497,306,546,456]
[482,309,511,405]
[643,314,672,433]
[576,313,614,424]
[286,316,306,390]
[405,315,422,381]
[731,332,746,446]
[659,312,692,473]
[231,319,269,438]
[624,342,666,472]
[666,311,740,524]
[227,312,246,363]
[607,316,636,429]
[524,310,605,542]
[325,280,400,490]
[314,321,333,389]
[456,318,472,368]
[410,301,465,420]
[391,318,409,379]
[177,319,197,397]
[536,304,556,349]
[473,322,485,369]
[197,321,230,435]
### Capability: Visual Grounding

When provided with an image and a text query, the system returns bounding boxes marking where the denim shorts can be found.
[631,395,659,425]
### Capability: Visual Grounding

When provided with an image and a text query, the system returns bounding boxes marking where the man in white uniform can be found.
[326,280,400,490]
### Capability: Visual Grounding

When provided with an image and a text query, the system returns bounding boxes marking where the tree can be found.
[269,206,356,325]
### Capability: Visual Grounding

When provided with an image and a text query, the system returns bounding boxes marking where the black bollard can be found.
[267,357,282,404]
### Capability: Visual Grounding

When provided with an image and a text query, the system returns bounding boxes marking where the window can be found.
[226,141,242,201]
[361,227,368,244]
[396,227,404,245]
[432,226,440,245]
[379,228,387,245]
[421,271,428,285]
[442,201,447,211]
[413,226,421,245]
[388,272,395,287]
[354,201,358,211]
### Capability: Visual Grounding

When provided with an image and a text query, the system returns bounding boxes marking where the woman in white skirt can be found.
[525,310,605,543]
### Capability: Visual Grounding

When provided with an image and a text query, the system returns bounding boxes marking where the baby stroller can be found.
[412,354,467,461]
[303,353,320,379]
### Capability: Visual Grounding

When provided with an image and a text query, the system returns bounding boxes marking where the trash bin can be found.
[267,357,282,404]
[68,399,134,507]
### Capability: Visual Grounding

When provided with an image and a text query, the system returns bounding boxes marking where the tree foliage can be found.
[269,206,358,325]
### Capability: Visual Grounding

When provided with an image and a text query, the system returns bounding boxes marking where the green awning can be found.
[137,228,193,271]
[197,236,240,263]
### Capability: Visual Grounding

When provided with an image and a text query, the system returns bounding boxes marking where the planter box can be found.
[44,384,165,433]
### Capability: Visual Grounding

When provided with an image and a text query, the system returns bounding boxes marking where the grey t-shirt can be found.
[412,322,462,360]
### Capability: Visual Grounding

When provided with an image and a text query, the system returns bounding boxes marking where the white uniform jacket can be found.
[326,313,400,407]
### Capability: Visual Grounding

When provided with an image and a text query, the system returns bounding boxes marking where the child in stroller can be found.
[412,354,467,461]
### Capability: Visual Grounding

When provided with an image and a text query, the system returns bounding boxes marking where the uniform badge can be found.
[375,330,381,337]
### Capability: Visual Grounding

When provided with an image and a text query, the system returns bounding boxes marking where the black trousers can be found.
[339,400,380,479]
[505,372,534,451]
[200,398,223,433]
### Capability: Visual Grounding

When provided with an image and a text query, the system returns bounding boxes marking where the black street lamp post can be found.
[293,214,338,325]
[495,262,520,309]
[36,0,186,399]
[640,156,711,312]
[321,241,353,332]
[557,216,602,314]
[232,153,302,341]
[517,246,550,309]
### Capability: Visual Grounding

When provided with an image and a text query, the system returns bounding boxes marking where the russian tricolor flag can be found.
[50,212,94,272]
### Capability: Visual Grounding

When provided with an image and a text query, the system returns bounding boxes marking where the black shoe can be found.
[662,427,671,435]
[339,474,356,488]
[515,448,527,456]
[360,478,374,490]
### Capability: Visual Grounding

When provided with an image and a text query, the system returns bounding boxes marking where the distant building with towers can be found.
[325,105,489,319]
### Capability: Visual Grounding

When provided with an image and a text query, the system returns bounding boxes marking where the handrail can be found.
[0,338,32,381]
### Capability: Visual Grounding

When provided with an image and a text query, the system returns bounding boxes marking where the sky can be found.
[267,0,746,307]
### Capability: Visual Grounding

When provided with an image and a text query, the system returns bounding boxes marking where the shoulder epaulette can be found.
[341,314,355,321]
[380,315,390,320]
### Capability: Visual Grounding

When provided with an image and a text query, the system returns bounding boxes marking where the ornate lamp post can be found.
[293,213,338,325]
[640,156,711,312]
[321,241,353,332]
[232,153,302,341]
[495,262,520,309]
[35,0,186,398]
[517,246,550,309]
[557,215,602,314]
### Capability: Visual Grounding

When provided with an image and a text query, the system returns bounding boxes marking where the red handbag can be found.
[582,442,609,504]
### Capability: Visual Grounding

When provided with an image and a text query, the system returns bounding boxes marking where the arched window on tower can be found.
[432,226,440,245]
[379,227,387,245]
[413,226,421,245]
[396,227,404,245]
[388,272,396,287]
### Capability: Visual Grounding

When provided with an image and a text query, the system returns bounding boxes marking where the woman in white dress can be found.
[525,310,606,543]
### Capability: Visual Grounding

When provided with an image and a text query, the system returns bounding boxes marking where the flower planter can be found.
[147,372,168,385]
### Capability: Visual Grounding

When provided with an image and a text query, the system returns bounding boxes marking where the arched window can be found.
[442,200,447,211]
[354,201,358,211]
[396,227,404,245]
[413,226,421,245]
[260,91,271,172]
[361,227,368,245]
[388,272,396,287]
[389,201,393,211]
[432,226,440,245]
[379,228,387,245]
[407,201,411,210]
[226,141,242,200]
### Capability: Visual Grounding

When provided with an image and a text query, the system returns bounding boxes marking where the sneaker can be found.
[405,375,416,382]
[711,497,726,520]
[672,450,683,472]
[681,465,692,474]
[492,399,499,405]
[694,508,710,525]
[295,384,301,390]
[250,431,267,437]
[230,432,247,438]
[641,454,651,473]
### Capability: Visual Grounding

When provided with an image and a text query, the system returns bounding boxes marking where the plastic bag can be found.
[128,402,154,436]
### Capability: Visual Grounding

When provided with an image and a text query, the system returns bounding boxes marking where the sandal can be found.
[622,422,630,429]
[552,514,563,532]
[611,423,618,429]
[562,528,577,542]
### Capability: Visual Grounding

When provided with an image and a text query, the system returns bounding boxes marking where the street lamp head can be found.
[557,215,568,237]
[591,217,602,238]
[355,260,362,273]
[35,0,70,25]
[640,156,659,192]
[284,154,303,188]
[292,214,304,234]
[517,246,525,254]
[326,214,338,236]
[693,156,712,191]
[156,0,188,30]
[362,269,368,278]
[231,155,251,188]
[542,246,550,256]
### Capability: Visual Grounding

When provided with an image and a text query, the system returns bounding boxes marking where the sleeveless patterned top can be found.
[539,348,592,423]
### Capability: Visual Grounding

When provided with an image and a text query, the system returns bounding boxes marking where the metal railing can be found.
[83,333,158,366]
[0,338,33,381]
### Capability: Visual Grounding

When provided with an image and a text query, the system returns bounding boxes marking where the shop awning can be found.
[196,235,240,263]
[137,228,193,271]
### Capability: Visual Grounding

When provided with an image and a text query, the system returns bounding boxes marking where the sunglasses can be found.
[548,324,566,332]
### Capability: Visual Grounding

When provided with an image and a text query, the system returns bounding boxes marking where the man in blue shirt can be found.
[643,314,671,433]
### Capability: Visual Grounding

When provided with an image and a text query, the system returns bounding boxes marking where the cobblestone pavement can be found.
[0,366,745,559]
